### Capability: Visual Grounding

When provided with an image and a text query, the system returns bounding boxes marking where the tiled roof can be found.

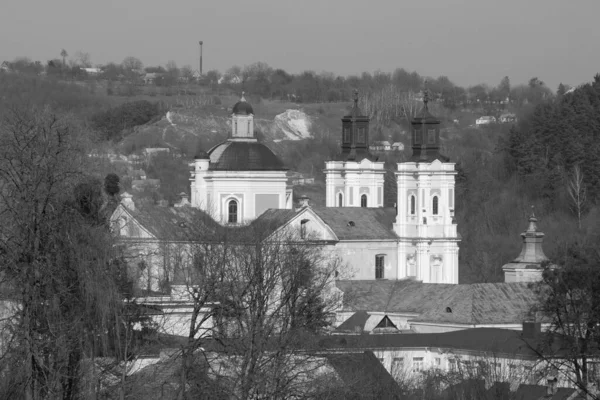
[325,351,404,399]
[125,202,219,241]
[336,280,540,325]
[251,208,300,237]
[311,207,397,240]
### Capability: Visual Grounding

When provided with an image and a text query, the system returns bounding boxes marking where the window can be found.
[247,120,251,135]
[228,199,238,223]
[338,192,343,207]
[361,194,367,207]
[435,358,441,367]
[449,359,457,372]
[375,255,385,279]
[413,357,424,373]
[432,196,439,215]
[343,127,351,143]
[357,128,366,143]
[300,219,309,239]
[234,121,238,134]
[428,129,436,144]
[391,358,404,377]
[413,129,421,144]
[410,195,416,215]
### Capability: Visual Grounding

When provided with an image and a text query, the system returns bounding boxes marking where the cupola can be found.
[230,92,256,139]
[410,87,448,162]
[339,89,376,162]
[502,207,550,283]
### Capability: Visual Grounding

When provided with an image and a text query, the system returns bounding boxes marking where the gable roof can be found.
[311,207,397,240]
[336,280,539,325]
[250,208,302,237]
[118,202,218,241]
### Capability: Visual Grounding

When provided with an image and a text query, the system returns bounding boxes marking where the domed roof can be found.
[232,93,254,115]
[207,141,285,171]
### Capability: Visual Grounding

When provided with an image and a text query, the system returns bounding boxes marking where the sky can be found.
[1,0,599,89]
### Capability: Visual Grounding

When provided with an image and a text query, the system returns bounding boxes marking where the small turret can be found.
[503,207,550,283]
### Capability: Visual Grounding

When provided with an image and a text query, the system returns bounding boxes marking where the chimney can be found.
[522,320,541,339]
[296,195,310,211]
[175,192,190,208]
[120,192,135,211]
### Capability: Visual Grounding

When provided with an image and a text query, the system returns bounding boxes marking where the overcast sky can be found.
[1,0,598,89]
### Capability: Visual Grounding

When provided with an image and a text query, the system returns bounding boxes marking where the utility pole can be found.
[199,41,203,76]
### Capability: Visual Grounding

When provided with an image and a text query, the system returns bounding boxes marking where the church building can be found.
[110,91,550,335]
[190,93,293,224]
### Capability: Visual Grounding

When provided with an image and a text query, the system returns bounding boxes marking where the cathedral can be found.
[110,90,548,334]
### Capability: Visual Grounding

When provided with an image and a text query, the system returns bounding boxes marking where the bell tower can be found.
[393,88,460,283]
[324,90,385,208]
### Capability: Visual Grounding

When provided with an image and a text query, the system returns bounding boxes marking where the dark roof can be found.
[336,280,540,325]
[250,208,300,237]
[207,141,286,171]
[311,207,397,240]
[325,351,404,399]
[232,100,254,115]
[124,202,218,241]
[318,328,542,358]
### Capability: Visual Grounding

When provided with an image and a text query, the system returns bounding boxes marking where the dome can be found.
[232,94,254,115]
[207,141,286,171]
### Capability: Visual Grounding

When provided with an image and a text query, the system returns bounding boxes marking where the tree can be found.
[166,220,341,399]
[104,173,121,197]
[121,56,143,73]
[0,106,127,399]
[566,164,587,229]
[60,48,68,67]
[531,238,600,398]
[73,50,92,67]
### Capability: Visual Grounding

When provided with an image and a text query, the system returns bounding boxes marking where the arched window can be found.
[228,199,238,223]
[432,196,439,215]
[410,195,416,215]
[338,192,343,207]
[361,194,367,208]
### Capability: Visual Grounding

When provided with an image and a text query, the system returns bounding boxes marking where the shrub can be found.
[91,100,161,141]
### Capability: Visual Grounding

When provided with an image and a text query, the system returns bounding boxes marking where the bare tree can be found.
[157,218,341,399]
[566,164,587,229]
[0,106,127,399]
[73,50,92,68]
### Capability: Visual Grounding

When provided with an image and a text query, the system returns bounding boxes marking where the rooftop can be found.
[336,280,540,325]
